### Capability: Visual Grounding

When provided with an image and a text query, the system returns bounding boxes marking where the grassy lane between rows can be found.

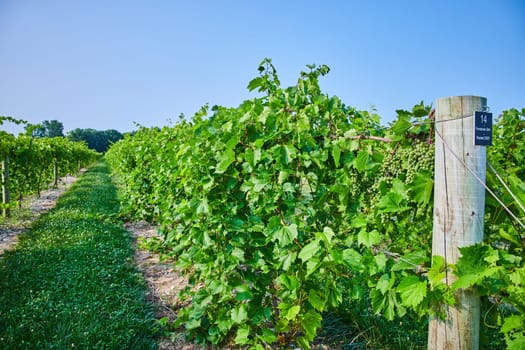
[0,162,157,349]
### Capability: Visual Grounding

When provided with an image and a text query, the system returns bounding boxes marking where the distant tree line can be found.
[28,120,65,138]
[25,119,123,153]
[68,128,123,153]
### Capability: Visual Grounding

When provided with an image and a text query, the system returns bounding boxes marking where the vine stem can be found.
[347,135,393,143]
[373,247,428,274]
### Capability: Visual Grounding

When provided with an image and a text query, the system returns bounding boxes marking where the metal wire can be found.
[435,128,525,232]
[487,161,525,216]
[434,114,473,124]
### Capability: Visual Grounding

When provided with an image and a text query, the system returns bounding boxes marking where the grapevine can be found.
[0,123,99,215]
[106,61,524,349]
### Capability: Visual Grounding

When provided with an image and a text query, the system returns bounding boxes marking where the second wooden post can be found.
[2,156,10,218]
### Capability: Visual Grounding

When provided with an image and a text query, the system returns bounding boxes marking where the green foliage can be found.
[0,132,99,214]
[0,115,27,126]
[68,128,123,153]
[0,162,157,349]
[107,60,523,349]
[456,108,525,348]
[107,60,437,348]
[28,119,65,138]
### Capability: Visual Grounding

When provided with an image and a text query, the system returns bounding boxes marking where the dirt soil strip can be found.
[0,172,206,349]
[0,173,82,255]
[1,177,334,349]
[128,222,333,350]
[125,221,213,350]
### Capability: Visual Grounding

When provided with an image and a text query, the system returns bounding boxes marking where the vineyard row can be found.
[1,129,99,217]
[106,61,525,349]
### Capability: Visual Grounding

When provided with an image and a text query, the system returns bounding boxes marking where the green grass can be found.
[0,162,157,349]
[315,281,427,350]
[318,277,506,349]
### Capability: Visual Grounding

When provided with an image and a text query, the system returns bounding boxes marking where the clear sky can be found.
[1,0,524,134]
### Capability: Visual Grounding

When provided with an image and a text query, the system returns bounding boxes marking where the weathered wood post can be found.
[53,157,58,188]
[2,156,10,218]
[428,96,488,349]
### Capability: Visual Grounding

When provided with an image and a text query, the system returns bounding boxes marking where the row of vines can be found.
[106,60,524,349]
[1,117,100,215]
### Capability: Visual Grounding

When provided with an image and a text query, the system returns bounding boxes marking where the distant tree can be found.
[44,120,64,137]
[103,129,124,146]
[28,120,64,137]
[67,128,87,143]
[67,128,123,153]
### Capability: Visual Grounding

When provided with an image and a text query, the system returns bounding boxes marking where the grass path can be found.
[0,162,157,349]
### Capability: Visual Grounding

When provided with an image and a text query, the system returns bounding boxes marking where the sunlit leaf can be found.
[358,229,380,247]
[234,326,251,345]
[355,149,369,171]
[397,276,427,308]
[231,304,248,324]
[216,148,235,174]
[409,171,433,205]
[298,239,320,263]
[308,289,325,312]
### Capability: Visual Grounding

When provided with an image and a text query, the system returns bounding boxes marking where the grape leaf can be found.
[342,248,362,269]
[273,223,298,246]
[284,305,300,321]
[234,326,251,345]
[196,198,209,215]
[397,276,427,308]
[300,309,322,341]
[331,143,341,168]
[355,149,369,171]
[298,239,321,263]
[358,229,380,247]
[231,304,248,324]
[409,171,433,205]
[308,289,325,312]
[259,329,277,344]
[216,148,235,174]
[377,192,410,213]
[428,255,447,287]
[391,250,428,272]
[391,117,412,135]
[376,273,395,294]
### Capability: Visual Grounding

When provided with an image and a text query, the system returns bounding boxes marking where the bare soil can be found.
[128,221,334,350]
[0,173,208,349]
[0,174,81,255]
[126,221,211,350]
[1,175,333,349]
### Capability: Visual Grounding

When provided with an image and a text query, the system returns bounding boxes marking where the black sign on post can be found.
[474,111,492,146]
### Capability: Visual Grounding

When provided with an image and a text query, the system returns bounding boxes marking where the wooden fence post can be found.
[53,157,58,188]
[2,156,10,218]
[428,96,488,349]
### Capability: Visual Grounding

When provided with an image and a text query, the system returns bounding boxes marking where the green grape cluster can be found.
[347,166,374,199]
[380,140,434,185]
[367,140,434,224]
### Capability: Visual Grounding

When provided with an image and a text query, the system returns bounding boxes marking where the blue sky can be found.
[1,0,524,134]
